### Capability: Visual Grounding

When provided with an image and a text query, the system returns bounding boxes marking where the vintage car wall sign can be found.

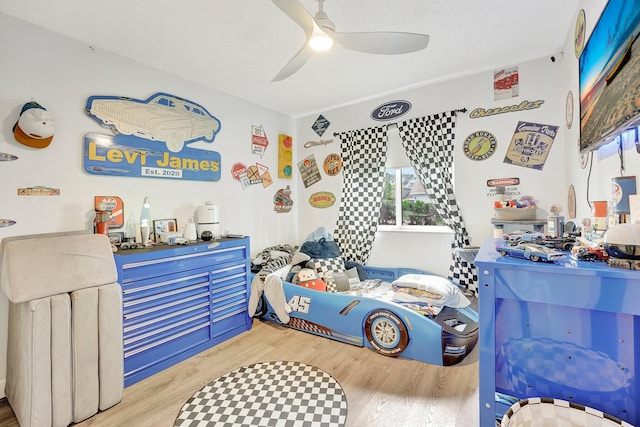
[309,192,336,208]
[85,92,221,153]
[463,131,497,161]
[83,133,221,181]
[370,100,412,121]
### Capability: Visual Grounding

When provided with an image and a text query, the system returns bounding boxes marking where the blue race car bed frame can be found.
[252,266,479,366]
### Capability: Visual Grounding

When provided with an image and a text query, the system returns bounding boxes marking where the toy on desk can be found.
[493,195,536,209]
[496,242,565,263]
[292,268,327,291]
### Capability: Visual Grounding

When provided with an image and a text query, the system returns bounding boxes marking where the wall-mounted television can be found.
[579,0,640,154]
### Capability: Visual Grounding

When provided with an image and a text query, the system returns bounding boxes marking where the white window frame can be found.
[377,167,451,234]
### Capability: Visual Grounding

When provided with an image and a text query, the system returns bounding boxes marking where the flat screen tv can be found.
[579,0,640,153]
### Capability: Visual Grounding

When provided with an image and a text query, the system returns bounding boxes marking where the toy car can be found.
[496,242,565,262]
[502,230,545,245]
[571,244,610,262]
[86,92,221,152]
[539,235,577,251]
[253,269,479,366]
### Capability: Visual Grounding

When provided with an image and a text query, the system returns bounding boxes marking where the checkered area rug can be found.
[501,397,634,427]
[174,361,348,427]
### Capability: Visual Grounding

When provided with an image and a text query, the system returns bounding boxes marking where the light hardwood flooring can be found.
[0,319,479,427]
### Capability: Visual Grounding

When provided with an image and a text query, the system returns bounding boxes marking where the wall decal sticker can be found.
[469,100,544,118]
[273,186,293,213]
[575,9,586,58]
[487,178,520,187]
[309,192,336,208]
[83,133,221,181]
[0,153,18,161]
[568,184,576,219]
[94,196,124,228]
[256,163,273,188]
[278,134,293,179]
[494,67,519,101]
[85,92,221,153]
[298,154,322,188]
[323,153,343,176]
[612,176,637,215]
[312,115,330,136]
[462,131,497,161]
[251,124,269,157]
[304,138,334,148]
[18,186,60,196]
[503,121,558,170]
[486,178,521,199]
[370,100,412,121]
[0,219,16,227]
[231,162,251,189]
[566,91,574,129]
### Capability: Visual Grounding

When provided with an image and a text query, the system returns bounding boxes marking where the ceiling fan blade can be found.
[271,44,314,82]
[271,0,315,38]
[327,29,430,55]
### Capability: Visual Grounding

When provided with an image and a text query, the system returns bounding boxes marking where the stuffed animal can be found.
[293,268,327,292]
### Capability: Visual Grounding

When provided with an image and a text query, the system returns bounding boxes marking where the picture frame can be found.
[108,231,125,246]
[153,218,178,242]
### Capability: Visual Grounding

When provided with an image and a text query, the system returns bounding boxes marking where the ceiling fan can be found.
[271,0,430,82]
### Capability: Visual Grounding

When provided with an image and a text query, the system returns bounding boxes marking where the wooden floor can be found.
[0,319,479,427]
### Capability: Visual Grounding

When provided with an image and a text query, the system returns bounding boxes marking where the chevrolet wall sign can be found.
[370,100,412,121]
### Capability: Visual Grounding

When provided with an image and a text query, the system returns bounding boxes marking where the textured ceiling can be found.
[0,0,580,117]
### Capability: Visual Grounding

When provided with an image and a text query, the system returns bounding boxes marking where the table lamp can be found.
[140,196,152,246]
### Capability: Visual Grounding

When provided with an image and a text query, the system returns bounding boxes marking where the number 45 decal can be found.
[288,295,311,313]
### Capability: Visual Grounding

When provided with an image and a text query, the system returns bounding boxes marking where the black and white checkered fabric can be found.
[333,126,388,264]
[307,257,346,293]
[174,361,348,427]
[397,112,477,294]
[501,397,634,427]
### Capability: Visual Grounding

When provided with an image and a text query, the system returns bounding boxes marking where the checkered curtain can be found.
[397,111,477,293]
[333,126,388,264]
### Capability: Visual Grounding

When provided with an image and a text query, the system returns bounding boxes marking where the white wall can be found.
[0,14,298,397]
[295,55,568,275]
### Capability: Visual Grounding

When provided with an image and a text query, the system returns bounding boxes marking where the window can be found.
[378,125,448,231]
[378,167,446,229]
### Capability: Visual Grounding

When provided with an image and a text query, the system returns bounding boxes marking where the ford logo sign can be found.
[370,100,412,121]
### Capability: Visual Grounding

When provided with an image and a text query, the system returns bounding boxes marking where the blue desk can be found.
[475,238,640,426]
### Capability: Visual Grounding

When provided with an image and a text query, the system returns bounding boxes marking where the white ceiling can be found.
[0,0,580,118]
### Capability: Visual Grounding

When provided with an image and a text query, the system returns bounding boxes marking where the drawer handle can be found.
[124,292,208,319]
[124,323,209,358]
[123,272,208,295]
[124,312,209,346]
[124,302,209,332]
[124,284,208,307]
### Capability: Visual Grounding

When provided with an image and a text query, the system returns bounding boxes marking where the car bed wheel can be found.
[529,255,540,262]
[499,250,508,256]
[364,310,409,357]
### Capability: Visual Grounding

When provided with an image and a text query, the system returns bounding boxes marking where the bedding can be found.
[392,274,471,308]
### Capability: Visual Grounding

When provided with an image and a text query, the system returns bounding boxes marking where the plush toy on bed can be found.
[293,268,327,292]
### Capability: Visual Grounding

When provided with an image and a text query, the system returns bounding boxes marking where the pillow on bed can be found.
[307,257,345,293]
[392,274,470,308]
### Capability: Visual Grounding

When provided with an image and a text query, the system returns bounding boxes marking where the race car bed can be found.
[251,265,479,366]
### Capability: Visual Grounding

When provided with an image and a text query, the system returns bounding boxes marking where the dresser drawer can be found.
[119,245,248,284]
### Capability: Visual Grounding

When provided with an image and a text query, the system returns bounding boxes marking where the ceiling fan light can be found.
[309,33,333,52]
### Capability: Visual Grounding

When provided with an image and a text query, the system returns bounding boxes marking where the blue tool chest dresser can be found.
[475,238,639,427]
[113,237,251,386]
